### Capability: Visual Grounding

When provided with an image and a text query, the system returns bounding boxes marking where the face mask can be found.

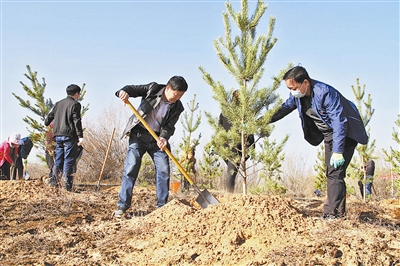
[290,82,305,98]
[290,90,305,98]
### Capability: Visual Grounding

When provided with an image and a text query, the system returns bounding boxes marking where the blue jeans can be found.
[358,175,373,197]
[365,181,372,195]
[53,136,79,190]
[117,130,170,210]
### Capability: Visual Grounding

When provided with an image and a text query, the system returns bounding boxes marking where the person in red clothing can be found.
[0,133,23,180]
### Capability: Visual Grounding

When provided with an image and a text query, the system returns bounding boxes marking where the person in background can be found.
[44,122,56,183]
[269,66,368,219]
[179,143,197,191]
[114,76,188,218]
[44,121,83,185]
[45,84,84,191]
[219,91,255,193]
[0,133,23,180]
[14,136,33,180]
[358,159,375,198]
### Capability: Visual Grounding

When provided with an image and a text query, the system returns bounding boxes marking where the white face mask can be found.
[290,82,305,98]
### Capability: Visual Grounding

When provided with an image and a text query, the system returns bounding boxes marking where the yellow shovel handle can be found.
[125,100,194,185]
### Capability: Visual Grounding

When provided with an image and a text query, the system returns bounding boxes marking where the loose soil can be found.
[1,179,399,265]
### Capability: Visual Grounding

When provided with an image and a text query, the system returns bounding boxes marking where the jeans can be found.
[53,136,79,190]
[117,129,170,210]
[358,175,373,197]
[323,135,358,217]
[365,181,372,195]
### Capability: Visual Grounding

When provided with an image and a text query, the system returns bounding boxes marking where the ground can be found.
[0,179,399,266]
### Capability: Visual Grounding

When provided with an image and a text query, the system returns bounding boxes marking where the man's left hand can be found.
[330,153,345,169]
[157,137,167,150]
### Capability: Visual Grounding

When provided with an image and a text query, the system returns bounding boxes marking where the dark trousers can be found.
[0,161,11,180]
[323,135,358,217]
[226,160,239,193]
[46,151,55,177]
[14,157,24,180]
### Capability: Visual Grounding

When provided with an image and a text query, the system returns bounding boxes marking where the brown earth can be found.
[1,179,399,265]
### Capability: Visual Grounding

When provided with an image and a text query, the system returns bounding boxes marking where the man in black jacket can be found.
[114,76,188,218]
[45,84,83,191]
[219,91,255,193]
[358,159,375,198]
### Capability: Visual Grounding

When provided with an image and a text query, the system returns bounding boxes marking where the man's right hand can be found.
[78,138,84,146]
[118,90,129,103]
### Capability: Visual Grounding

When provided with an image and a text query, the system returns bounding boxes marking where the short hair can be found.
[167,76,188,92]
[66,84,81,95]
[231,90,239,103]
[283,66,311,83]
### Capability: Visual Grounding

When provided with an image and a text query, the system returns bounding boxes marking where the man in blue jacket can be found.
[271,66,368,219]
[114,76,188,218]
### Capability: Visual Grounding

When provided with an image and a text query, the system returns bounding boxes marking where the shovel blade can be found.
[23,171,30,181]
[195,188,219,208]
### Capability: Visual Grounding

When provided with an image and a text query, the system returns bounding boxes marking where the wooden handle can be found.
[98,127,115,182]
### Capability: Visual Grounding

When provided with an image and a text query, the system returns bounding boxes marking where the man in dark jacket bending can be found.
[45,84,83,191]
[114,76,188,218]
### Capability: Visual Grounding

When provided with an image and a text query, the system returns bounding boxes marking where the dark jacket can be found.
[117,82,184,140]
[45,96,83,138]
[365,160,375,176]
[19,137,33,159]
[219,113,255,150]
[271,80,368,153]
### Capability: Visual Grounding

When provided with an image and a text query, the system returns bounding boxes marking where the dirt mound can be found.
[0,180,399,265]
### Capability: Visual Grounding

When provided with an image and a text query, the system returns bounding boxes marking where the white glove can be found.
[78,138,84,146]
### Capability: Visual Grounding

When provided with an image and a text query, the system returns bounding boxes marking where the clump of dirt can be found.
[0,180,399,265]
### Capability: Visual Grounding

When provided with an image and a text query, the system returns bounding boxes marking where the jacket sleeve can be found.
[115,82,156,98]
[270,94,297,123]
[72,102,83,138]
[322,88,347,153]
[0,142,13,166]
[0,142,5,166]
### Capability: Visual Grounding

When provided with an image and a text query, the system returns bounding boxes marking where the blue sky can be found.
[1,0,399,167]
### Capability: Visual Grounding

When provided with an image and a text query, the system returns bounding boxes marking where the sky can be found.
[1,0,399,168]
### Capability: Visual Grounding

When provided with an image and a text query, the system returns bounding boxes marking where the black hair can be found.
[283,66,311,83]
[167,76,188,92]
[66,84,81,95]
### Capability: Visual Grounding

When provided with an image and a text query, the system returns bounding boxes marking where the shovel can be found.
[23,161,30,180]
[95,127,115,191]
[125,100,219,208]
[23,170,30,180]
